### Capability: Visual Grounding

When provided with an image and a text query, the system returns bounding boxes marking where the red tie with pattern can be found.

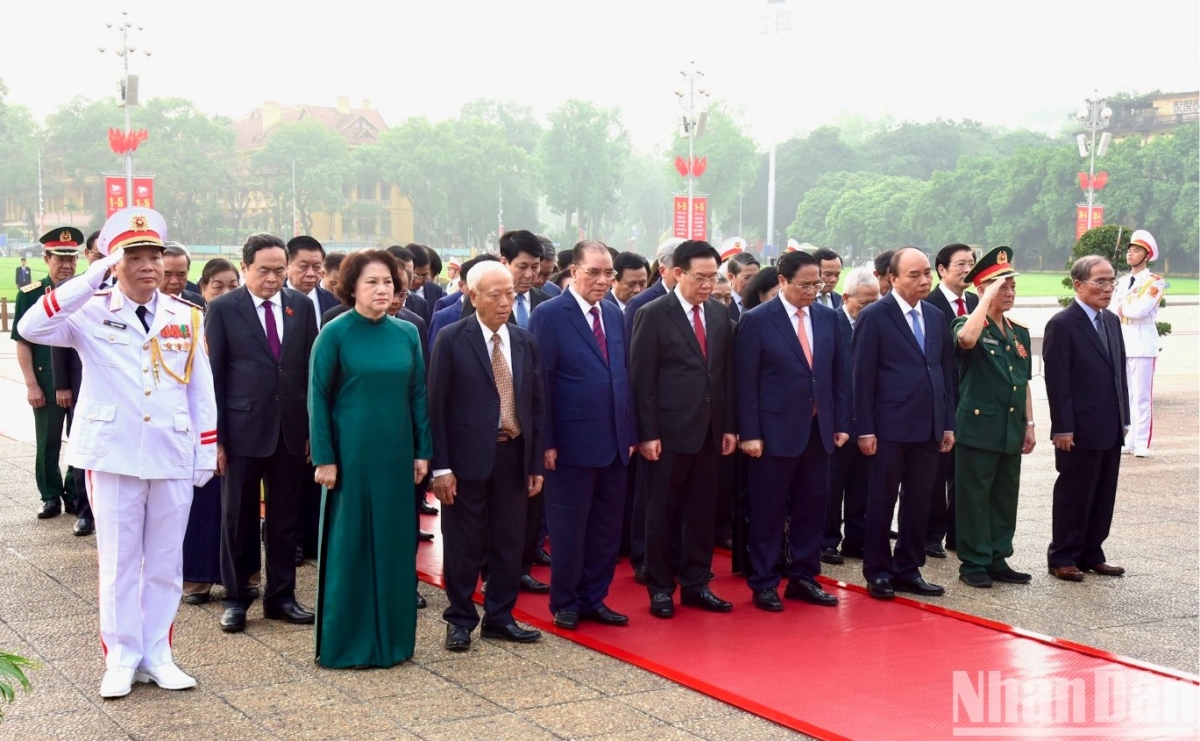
[589,306,608,364]
[956,297,967,317]
[692,305,707,361]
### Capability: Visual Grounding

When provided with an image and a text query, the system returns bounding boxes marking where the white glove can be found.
[193,469,215,487]
[98,247,124,271]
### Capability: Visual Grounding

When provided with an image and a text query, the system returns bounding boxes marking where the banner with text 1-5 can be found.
[672,195,708,241]
[105,176,155,217]
[1075,204,1104,240]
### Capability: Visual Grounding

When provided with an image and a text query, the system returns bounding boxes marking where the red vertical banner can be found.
[673,195,688,239]
[132,177,154,209]
[691,195,707,242]
[1075,205,1105,239]
[105,177,127,217]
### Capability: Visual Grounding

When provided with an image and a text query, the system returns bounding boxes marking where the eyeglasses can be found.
[1083,279,1116,289]
[950,261,976,270]
[577,268,618,280]
[788,281,826,293]
[394,289,410,299]
[682,271,720,286]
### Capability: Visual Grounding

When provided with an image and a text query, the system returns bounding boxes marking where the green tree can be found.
[619,152,674,253]
[42,97,127,225]
[667,104,759,230]
[252,119,350,236]
[0,80,43,237]
[824,175,926,255]
[538,100,630,237]
[786,171,875,248]
[984,146,1079,268]
[905,156,997,248]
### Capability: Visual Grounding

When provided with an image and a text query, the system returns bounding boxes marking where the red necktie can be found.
[589,306,608,364]
[692,305,707,361]
[955,297,967,317]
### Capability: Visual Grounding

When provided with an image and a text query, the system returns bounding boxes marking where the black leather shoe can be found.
[37,500,61,519]
[925,543,947,558]
[633,568,646,585]
[63,500,77,515]
[894,577,945,596]
[680,586,733,613]
[445,625,471,652]
[220,607,246,633]
[519,574,550,594]
[418,530,435,542]
[416,592,427,609]
[263,600,315,624]
[785,579,838,606]
[988,567,1032,584]
[294,546,305,566]
[481,622,541,643]
[840,545,865,559]
[960,572,993,588]
[554,610,579,630]
[649,593,674,618]
[752,588,784,612]
[534,548,553,567]
[244,586,260,600]
[183,593,210,605]
[820,547,845,565]
[418,501,438,516]
[867,577,894,600]
[73,517,94,536]
[581,605,628,626]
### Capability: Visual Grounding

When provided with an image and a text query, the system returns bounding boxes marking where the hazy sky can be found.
[3,0,1197,150]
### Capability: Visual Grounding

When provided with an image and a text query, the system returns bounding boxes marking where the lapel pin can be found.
[285,306,294,317]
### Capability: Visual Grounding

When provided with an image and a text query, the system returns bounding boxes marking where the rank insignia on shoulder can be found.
[1009,318,1028,328]
[20,283,40,293]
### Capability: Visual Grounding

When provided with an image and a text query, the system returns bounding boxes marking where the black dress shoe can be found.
[445,625,471,652]
[894,576,945,596]
[925,543,948,559]
[633,568,646,585]
[418,501,439,516]
[220,607,246,633]
[840,545,865,559]
[680,586,733,613]
[785,579,838,606]
[295,546,305,566]
[752,588,784,612]
[960,571,993,588]
[988,567,1032,584]
[63,500,77,515]
[867,577,894,600]
[418,530,435,542]
[416,592,427,609]
[183,593,211,605]
[480,622,541,643]
[534,548,552,567]
[37,500,61,519]
[73,517,94,536]
[649,593,674,618]
[553,610,579,630]
[244,586,261,600]
[581,605,628,626]
[820,547,845,565]
[519,574,550,594]
[263,600,315,624]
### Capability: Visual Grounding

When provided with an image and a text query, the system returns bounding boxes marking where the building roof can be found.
[235,98,389,152]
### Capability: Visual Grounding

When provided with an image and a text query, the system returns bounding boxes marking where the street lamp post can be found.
[762,0,791,252]
[99,11,151,207]
[1076,92,1113,231]
[676,63,708,239]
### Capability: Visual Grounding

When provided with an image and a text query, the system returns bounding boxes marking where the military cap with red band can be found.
[96,207,168,257]
[39,227,85,256]
[964,245,1019,288]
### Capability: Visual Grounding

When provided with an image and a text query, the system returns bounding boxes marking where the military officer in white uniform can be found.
[17,207,217,699]
[1112,229,1165,458]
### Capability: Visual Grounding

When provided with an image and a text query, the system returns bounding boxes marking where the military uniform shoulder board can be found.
[94,289,113,296]
[1150,273,1164,281]
[1009,318,1028,328]
[20,283,40,293]
[169,294,202,310]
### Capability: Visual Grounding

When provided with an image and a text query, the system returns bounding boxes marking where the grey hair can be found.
[842,266,879,295]
[466,260,512,293]
[163,241,191,266]
[1070,255,1107,283]
[656,238,684,268]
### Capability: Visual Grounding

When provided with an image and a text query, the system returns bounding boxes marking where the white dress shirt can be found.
[569,287,605,334]
[891,292,925,343]
[303,286,323,329]
[130,293,158,332]
[674,286,706,331]
[250,292,285,341]
[778,293,813,360]
[938,282,967,315]
[841,303,856,332]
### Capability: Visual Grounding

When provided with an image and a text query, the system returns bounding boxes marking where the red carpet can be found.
[415,510,1199,740]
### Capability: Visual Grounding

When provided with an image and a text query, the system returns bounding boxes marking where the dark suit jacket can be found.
[529,290,637,467]
[205,286,318,457]
[406,291,431,326]
[630,290,735,455]
[622,280,668,356]
[428,297,462,354]
[728,298,741,323]
[540,282,562,297]
[322,304,429,362]
[735,298,851,456]
[51,345,83,395]
[419,281,446,308]
[1043,300,1129,450]
[434,291,461,312]
[927,286,978,396]
[180,289,206,309]
[817,292,843,310]
[16,266,32,286]
[834,309,859,436]
[460,286,550,323]
[428,317,544,481]
[851,292,956,443]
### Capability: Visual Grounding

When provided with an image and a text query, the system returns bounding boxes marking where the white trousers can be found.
[87,471,192,670]
[1125,357,1156,453]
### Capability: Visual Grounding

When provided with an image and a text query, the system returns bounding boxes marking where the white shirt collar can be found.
[567,286,601,316]
[475,313,510,343]
[841,303,855,325]
[673,286,700,314]
[938,282,965,306]
[1075,297,1100,323]
[777,291,807,320]
[892,292,920,316]
[126,290,158,315]
[250,292,279,309]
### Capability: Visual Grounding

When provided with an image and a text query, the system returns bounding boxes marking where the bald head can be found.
[889,247,933,305]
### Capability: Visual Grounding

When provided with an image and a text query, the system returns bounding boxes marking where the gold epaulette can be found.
[1009,318,1028,328]
[168,294,202,310]
[20,283,40,293]
[94,290,112,296]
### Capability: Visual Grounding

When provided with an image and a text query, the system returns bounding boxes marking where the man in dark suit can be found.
[1044,256,1129,582]
[725,252,760,323]
[631,240,737,618]
[852,247,956,600]
[530,241,637,630]
[429,255,496,352]
[51,319,92,536]
[205,234,318,633]
[160,243,206,307]
[408,243,446,307]
[16,258,32,288]
[429,261,544,651]
[535,238,562,297]
[924,243,981,558]
[813,248,844,310]
[604,251,650,314]
[822,267,880,563]
[736,250,851,612]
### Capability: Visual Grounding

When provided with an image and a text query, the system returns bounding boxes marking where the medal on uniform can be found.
[1014,340,1028,359]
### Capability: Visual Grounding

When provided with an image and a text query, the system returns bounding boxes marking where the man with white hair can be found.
[1111,230,1165,458]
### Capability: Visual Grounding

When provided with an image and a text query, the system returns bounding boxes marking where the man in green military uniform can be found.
[951,246,1037,588]
[12,228,82,518]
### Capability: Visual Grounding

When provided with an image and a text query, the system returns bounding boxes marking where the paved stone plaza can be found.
[0,299,1196,740]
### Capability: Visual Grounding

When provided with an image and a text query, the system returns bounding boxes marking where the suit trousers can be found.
[925,450,956,548]
[63,408,92,521]
[644,442,720,596]
[954,445,1020,575]
[746,417,830,590]
[32,390,68,503]
[823,441,867,552]
[863,439,940,582]
[220,435,304,609]
[441,439,527,630]
[1048,444,1121,569]
[521,491,545,575]
[544,456,627,615]
[87,471,191,670]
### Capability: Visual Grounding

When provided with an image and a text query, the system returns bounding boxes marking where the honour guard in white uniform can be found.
[17,208,217,699]
[1112,229,1165,457]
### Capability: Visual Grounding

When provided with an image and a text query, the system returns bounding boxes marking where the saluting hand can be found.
[413,459,429,484]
